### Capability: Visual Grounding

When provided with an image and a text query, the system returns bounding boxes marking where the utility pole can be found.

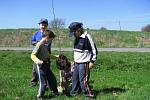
[51,0,61,54]
[118,21,121,31]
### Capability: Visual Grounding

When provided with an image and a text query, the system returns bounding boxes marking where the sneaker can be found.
[86,94,95,98]
[66,93,72,97]
[45,86,49,91]
[52,92,59,96]
[31,82,37,86]
[37,97,43,100]
[66,93,75,97]
[37,94,43,99]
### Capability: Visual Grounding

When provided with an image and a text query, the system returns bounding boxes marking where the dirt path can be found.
[0,47,150,52]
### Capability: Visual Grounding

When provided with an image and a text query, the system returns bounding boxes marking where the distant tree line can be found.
[48,18,150,32]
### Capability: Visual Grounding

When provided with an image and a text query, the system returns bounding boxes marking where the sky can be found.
[0,0,150,31]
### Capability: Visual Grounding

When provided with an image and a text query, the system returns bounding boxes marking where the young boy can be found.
[31,18,51,86]
[56,54,74,94]
[31,30,58,98]
[68,22,98,98]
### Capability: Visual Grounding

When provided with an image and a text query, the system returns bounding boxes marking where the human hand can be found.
[36,38,46,46]
[41,37,46,42]
[89,62,94,70]
[37,60,43,64]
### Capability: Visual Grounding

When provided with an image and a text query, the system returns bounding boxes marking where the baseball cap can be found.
[68,22,83,37]
[38,18,48,24]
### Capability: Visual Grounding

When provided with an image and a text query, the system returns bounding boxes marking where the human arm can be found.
[31,54,43,64]
[86,33,98,69]
[31,38,46,64]
[31,33,37,46]
[50,54,59,60]
[31,31,43,46]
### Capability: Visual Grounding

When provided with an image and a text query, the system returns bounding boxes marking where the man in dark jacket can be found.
[68,22,98,98]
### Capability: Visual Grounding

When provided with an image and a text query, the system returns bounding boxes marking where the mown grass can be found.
[0,29,150,47]
[0,51,150,100]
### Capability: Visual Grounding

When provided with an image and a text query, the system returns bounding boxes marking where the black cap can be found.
[68,22,83,37]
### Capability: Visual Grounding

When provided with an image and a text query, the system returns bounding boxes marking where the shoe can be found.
[37,95,43,100]
[86,94,95,98]
[66,93,70,97]
[31,82,37,86]
[66,93,75,97]
[66,93,72,97]
[53,92,59,96]
[45,86,49,91]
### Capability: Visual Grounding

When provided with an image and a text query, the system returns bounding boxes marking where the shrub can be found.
[141,24,150,32]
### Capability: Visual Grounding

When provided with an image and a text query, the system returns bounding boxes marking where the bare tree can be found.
[100,27,107,30]
[141,24,150,32]
[49,18,65,29]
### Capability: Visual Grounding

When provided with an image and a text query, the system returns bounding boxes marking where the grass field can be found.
[0,51,150,100]
[0,29,150,48]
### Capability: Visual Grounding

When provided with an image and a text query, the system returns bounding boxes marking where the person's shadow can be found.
[38,95,56,100]
[94,87,126,94]
[89,80,126,99]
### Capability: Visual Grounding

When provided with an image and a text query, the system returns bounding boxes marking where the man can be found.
[68,22,98,98]
[31,18,52,86]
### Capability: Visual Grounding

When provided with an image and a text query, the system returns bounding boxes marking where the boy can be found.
[31,18,51,86]
[56,54,74,94]
[31,30,58,98]
[68,22,98,98]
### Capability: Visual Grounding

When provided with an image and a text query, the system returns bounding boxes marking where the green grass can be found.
[0,51,150,100]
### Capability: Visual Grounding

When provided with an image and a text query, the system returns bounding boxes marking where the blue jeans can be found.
[70,62,93,96]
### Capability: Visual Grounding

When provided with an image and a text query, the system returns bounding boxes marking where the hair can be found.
[43,30,55,38]
[77,27,84,34]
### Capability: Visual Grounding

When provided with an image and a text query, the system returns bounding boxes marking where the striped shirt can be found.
[74,31,97,63]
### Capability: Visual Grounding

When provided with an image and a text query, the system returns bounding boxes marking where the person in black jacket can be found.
[68,22,98,98]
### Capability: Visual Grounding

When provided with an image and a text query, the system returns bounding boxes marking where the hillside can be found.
[0,29,150,48]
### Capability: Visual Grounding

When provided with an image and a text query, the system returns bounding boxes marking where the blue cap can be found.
[38,18,48,24]
[68,22,83,37]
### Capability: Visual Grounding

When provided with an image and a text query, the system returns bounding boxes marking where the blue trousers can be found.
[70,62,93,96]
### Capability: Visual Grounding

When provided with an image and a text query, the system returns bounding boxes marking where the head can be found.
[56,54,70,70]
[68,22,84,38]
[43,30,55,43]
[38,18,48,31]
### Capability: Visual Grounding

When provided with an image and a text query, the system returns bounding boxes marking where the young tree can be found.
[49,18,65,29]
[100,27,107,30]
